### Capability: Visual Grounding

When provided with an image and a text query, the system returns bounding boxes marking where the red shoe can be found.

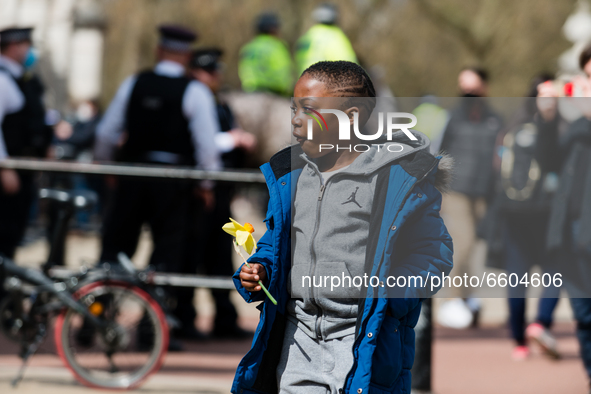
[512,345,529,361]
[526,322,560,360]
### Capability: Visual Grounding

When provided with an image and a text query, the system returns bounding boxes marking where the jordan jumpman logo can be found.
[342,187,362,208]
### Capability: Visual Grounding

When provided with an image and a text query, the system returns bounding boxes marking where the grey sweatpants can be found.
[277,319,355,394]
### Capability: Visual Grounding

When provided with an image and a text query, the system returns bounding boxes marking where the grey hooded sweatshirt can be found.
[287,141,424,340]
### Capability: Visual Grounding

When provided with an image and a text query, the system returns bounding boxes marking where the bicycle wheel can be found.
[54,281,168,389]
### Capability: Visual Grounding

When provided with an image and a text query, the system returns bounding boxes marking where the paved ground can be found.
[433,322,588,394]
[4,196,588,393]
[0,317,588,394]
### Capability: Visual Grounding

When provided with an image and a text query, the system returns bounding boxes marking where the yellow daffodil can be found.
[222,218,257,254]
[222,218,277,305]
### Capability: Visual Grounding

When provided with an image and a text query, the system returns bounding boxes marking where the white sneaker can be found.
[525,322,560,359]
[436,298,473,329]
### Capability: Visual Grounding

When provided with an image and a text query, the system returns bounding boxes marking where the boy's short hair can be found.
[301,60,376,98]
[301,61,377,116]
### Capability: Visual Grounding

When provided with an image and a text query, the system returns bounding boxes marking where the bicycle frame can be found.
[0,256,112,331]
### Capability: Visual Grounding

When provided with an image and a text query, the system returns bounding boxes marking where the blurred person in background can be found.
[438,67,503,328]
[94,25,222,347]
[546,45,591,393]
[239,12,294,96]
[177,48,256,339]
[294,3,358,76]
[57,100,101,159]
[481,74,565,361]
[45,99,103,266]
[0,27,53,264]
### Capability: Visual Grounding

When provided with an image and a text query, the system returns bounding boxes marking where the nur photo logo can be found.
[305,108,418,152]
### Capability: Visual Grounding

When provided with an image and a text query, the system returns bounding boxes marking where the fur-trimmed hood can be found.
[288,129,454,194]
[433,153,454,194]
[386,129,453,194]
[269,130,454,193]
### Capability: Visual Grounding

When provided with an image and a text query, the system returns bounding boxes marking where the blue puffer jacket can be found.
[231,133,453,394]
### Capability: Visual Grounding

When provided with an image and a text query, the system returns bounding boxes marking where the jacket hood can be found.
[373,130,455,194]
[297,130,453,192]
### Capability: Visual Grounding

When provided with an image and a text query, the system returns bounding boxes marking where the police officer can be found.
[0,27,53,260]
[294,3,358,75]
[184,48,255,339]
[94,25,222,342]
[238,12,294,96]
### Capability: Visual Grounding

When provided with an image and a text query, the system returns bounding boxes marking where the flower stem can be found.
[234,241,277,305]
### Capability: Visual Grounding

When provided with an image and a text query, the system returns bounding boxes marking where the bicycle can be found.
[0,189,170,390]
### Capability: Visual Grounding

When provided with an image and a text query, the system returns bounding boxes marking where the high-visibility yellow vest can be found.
[239,34,294,96]
[412,102,449,141]
[295,24,358,76]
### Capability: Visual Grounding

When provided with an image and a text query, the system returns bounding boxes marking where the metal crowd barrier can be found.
[1,158,263,291]
[0,158,266,183]
[49,267,235,290]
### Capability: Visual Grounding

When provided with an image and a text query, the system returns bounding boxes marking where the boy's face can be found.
[292,75,359,158]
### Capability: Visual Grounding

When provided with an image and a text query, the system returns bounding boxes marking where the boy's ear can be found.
[343,106,361,126]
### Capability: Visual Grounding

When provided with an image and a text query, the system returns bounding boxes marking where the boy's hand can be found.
[240,263,267,292]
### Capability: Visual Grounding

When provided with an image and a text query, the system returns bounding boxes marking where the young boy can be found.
[232,61,453,394]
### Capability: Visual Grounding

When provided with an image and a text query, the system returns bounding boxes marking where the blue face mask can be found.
[23,48,38,70]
